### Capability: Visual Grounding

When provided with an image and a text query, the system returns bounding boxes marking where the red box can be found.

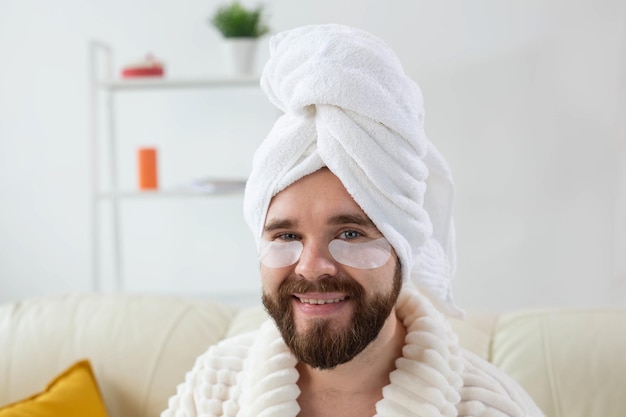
[121,54,165,78]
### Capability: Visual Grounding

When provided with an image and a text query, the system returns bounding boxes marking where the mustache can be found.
[277,275,364,298]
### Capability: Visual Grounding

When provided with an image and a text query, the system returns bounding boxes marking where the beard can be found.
[262,263,402,370]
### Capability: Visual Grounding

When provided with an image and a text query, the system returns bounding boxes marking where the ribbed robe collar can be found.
[237,283,464,417]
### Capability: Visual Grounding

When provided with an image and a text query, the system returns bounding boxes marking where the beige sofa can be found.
[0,293,624,417]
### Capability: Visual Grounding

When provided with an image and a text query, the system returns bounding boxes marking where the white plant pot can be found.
[222,38,258,77]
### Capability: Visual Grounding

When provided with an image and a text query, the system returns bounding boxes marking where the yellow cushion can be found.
[0,360,108,417]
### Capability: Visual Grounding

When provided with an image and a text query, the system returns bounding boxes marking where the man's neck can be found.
[296,310,406,417]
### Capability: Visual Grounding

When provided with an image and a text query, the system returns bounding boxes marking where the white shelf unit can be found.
[89,41,260,292]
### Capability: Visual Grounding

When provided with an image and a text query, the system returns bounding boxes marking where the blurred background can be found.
[1,0,625,311]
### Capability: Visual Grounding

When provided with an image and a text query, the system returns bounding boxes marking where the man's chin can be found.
[293,317,349,338]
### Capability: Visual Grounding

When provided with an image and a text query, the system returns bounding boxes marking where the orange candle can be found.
[137,147,158,190]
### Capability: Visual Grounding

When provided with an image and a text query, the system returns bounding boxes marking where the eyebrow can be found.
[263,213,377,234]
[263,218,297,233]
[328,213,376,228]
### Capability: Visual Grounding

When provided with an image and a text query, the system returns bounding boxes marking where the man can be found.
[162,24,544,417]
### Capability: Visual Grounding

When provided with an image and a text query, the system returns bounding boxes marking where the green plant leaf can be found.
[210,2,270,38]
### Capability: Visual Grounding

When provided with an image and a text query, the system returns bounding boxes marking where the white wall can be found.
[1,0,625,311]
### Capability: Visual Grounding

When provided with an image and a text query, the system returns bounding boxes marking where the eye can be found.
[276,233,299,242]
[339,230,363,240]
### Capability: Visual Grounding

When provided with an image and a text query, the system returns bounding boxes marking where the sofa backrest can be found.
[487,309,626,417]
[0,293,242,417]
[1,293,625,417]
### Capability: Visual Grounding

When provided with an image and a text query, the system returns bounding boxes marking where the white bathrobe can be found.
[161,284,544,417]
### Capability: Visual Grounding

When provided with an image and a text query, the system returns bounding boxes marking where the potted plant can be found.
[210,2,270,76]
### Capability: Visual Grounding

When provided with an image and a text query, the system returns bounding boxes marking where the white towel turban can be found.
[243,24,463,317]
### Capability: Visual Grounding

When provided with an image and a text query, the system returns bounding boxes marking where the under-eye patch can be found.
[259,237,392,269]
[328,238,392,268]
[259,240,303,268]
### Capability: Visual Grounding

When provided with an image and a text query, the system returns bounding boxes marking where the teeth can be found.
[299,297,346,305]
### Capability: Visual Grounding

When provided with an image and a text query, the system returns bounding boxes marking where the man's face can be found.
[260,168,402,370]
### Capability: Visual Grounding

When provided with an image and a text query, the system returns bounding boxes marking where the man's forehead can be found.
[262,167,382,230]
[267,168,352,205]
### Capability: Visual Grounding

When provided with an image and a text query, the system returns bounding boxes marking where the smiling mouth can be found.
[296,296,347,305]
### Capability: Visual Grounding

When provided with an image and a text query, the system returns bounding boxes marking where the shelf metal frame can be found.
[88,41,255,292]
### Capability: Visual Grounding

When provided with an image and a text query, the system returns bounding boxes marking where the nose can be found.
[294,240,338,280]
